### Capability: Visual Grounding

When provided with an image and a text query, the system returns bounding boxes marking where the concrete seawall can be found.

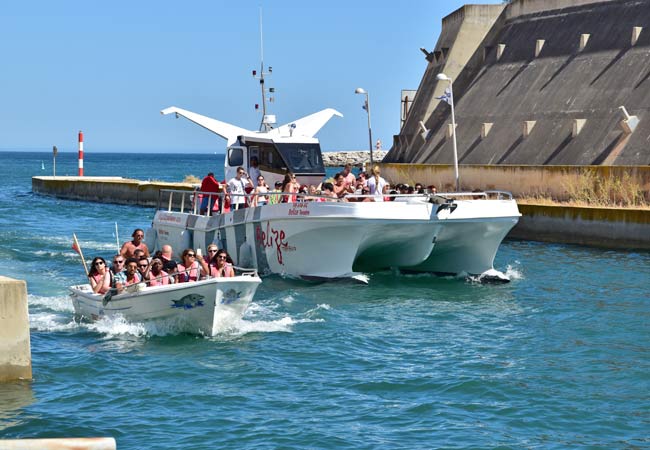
[32,176,195,207]
[512,203,650,250]
[0,276,32,382]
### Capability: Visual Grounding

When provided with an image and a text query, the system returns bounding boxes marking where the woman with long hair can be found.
[367,165,387,202]
[281,172,298,203]
[88,256,111,294]
[177,248,209,282]
[210,249,235,278]
[252,175,270,206]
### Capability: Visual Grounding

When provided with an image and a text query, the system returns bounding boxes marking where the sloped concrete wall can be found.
[389,0,650,166]
[0,276,32,382]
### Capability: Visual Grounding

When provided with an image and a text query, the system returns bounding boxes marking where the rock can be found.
[322,150,388,167]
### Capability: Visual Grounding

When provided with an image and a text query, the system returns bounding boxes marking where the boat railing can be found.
[156,188,515,216]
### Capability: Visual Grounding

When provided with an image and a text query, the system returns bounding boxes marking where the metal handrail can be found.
[155,188,515,215]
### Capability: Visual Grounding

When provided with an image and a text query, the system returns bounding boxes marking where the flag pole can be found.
[115,222,120,253]
[73,233,89,276]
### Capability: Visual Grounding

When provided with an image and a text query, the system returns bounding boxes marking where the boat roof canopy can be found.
[161,106,342,146]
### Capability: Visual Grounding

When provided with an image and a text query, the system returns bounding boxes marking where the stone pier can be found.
[0,276,32,382]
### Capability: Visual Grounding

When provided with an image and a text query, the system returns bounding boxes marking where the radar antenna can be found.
[252,7,275,132]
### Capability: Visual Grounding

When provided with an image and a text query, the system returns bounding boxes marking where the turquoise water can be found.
[1,151,649,449]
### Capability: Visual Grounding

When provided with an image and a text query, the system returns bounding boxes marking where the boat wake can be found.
[27,293,327,338]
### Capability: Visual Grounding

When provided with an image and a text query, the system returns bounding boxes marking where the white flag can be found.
[436,88,451,105]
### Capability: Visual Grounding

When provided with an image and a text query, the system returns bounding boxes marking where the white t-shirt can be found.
[367,176,387,202]
[227,177,249,205]
[248,166,261,187]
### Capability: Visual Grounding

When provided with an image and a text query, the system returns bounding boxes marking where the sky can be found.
[0,0,502,153]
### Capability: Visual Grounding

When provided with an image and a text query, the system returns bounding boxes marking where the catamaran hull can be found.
[152,198,520,280]
[69,276,261,336]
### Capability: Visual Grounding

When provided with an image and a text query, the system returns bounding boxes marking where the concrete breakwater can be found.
[322,150,388,167]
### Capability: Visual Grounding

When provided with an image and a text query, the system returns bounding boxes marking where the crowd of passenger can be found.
[87,228,235,295]
[197,162,439,214]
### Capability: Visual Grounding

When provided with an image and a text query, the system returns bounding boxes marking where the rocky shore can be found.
[322,150,388,167]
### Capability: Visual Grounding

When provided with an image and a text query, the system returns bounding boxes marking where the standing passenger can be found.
[227,167,253,210]
[120,228,150,259]
[367,166,387,202]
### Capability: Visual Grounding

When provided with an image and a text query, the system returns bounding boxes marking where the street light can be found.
[436,73,460,191]
[355,87,374,166]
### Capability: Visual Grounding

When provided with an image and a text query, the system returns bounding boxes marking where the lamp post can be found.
[436,73,460,191]
[355,87,374,166]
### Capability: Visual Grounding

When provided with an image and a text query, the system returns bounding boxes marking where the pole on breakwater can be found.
[78,130,84,176]
[0,437,116,450]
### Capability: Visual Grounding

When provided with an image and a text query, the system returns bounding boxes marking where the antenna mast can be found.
[253,7,275,132]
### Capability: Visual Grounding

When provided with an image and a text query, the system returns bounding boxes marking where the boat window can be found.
[257,142,286,172]
[228,147,243,167]
[275,143,325,174]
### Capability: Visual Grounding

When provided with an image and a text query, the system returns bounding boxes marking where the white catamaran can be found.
[148,58,521,282]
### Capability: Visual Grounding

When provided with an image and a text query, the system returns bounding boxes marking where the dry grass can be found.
[182,175,201,184]
[518,171,650,209]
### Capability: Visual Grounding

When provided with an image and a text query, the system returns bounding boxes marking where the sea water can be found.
[0,151,648,449]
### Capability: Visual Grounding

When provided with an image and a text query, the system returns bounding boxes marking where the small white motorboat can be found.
[69,270,261,336]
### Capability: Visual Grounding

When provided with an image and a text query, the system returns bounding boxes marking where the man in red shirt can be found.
[199,172,222,215]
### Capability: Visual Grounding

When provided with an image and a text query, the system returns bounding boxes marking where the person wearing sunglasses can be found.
[110,254,127,288]
[88,256,111,294]
[137,257,151,282]
[252,175,270,207]
[124,258,143,287]
[227,166,253,211]
[177,248,209,283]
[210,249,235,278]
[120,228,150,259]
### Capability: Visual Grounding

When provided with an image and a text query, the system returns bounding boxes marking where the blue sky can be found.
[0,0,501,153]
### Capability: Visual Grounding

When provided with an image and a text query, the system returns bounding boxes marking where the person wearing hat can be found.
[269,181,283,205]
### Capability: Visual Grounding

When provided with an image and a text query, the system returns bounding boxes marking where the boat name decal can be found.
[288,202,310,216]
[171,293,205,309]
[255,222,295,265]
[158,214,182,223]
[221,289,241,305]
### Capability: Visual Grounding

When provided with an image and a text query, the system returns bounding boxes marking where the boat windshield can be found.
[275,143,325,174]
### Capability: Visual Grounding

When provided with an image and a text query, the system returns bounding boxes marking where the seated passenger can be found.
[210,249,235,278]
[88,257,111,294]
[110,254,127,288]
[148,257,172,286]
[123,258,143,287]
[177,248,209,282]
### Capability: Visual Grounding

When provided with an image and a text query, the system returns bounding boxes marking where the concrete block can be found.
[572,118,586,137]
[481,122,493,139]
[632,26,642,46]
[446,123,457,139]
[579,33,590,51]
[0,437,116,449]
[0,276,32,382]
[523,120,537,137]
[497,43,506,60]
